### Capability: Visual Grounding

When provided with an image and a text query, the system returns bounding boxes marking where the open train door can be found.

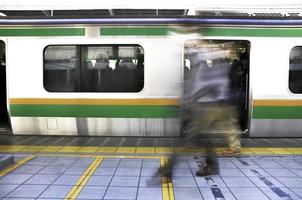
[0,40,10,131]
[183,39,250,134]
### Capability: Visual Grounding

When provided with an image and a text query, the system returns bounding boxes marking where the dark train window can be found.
[44,45,144,92]
[289,46,302,93]
[44,46,78,92]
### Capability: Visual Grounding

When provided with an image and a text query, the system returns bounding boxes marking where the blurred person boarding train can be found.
[181,42,241,176]
[0,14,301,140]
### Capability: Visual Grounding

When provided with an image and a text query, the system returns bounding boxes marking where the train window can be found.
[44,44,144,92]
[289,46,302,93]
[44,46,79,92]
[82,45,144,92]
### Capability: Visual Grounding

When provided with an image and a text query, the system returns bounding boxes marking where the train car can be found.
[0,9,302,137]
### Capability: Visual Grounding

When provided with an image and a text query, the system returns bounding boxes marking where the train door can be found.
[0,40,10,130]
[183,39,250,133]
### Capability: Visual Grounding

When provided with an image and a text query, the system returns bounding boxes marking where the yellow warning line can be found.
[161,158,175,200]
[10,98,179,106]
[0,154,36,177]
[64,156,102,199]
[0,145,302,155]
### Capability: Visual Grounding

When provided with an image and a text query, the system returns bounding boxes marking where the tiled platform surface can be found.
[0,154,301,200]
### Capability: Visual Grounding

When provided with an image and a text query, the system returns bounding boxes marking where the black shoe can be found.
[196,165,219,176]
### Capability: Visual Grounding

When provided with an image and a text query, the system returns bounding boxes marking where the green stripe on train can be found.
[100,27,302,37]
[0,28,85,36]
[10,105,179,118]
[253,106,302,119]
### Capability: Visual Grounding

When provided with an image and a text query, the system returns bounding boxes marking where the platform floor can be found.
[0,154,301,200]
[0,135,301,200]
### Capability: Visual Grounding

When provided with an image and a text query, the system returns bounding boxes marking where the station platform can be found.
[0,135,301,200]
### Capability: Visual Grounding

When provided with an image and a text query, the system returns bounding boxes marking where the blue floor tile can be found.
[38,166,69,175]
[222,177,256,188]
[254,161,283,169]
[174,187,203,200]
[232,159,261,169]
[115,168,141,176]
[230,187,270,200]
[260,187,302,200]
[188,161,199,169]
[266,168,298,177]
[172,176,198,188]
[218,161,238,169]
[53,175,81,186]
[11,165,44,174]
[110,176,139,187]
[99,160,120,168]
[276,177,302,188]
[0,174,33,184]
[219,168,246,177]
[63,166,88,175]
[0,185,19,198]
[137,187,162,200]
[195,176,227,188]
[25,174,60,185]
[240,168,271,177]
[104,187,137,200]
[141,168,158,177]
[142,160,160,168]
[39,185,73,198]
[2,198,35,200]
[7,184,48,198]
[173,161,189,169]
[119,160,142,168]
[199,187,236,200]
[249,176,286,188]
[49,158,76,167]
[93,167,116,176]
[77,186,106,200]
[291,169,302,177]
[139,176,162,188]
[72,158,94,167]
[290,188,302,198]
[86,175,112,187]
[172,168,193,177]
[25,157,56,166]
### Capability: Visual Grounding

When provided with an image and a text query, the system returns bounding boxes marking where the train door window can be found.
[0,40,9,128]
[44,46,79,92]
[183,40,250,132]
[289,46,302,93]
[82,45,144,92]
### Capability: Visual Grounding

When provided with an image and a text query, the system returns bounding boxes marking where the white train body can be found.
[0,18,301,137]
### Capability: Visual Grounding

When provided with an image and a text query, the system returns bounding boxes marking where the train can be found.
[0,9,302,137]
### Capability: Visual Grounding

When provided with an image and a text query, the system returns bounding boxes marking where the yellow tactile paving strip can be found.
[0,154,36,176]
[0,145,301,155]
[161,158,175,200]
[65,156,103,199]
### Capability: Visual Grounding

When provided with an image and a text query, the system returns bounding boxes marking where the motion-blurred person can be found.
[184,46,241,176]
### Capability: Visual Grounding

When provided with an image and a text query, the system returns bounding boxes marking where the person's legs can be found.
[221,105,241,156]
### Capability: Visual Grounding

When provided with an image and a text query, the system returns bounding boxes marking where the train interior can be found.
[0,40,9,130]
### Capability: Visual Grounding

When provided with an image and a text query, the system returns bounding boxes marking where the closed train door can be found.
[183,39,250,134]
[0,40,10,131]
